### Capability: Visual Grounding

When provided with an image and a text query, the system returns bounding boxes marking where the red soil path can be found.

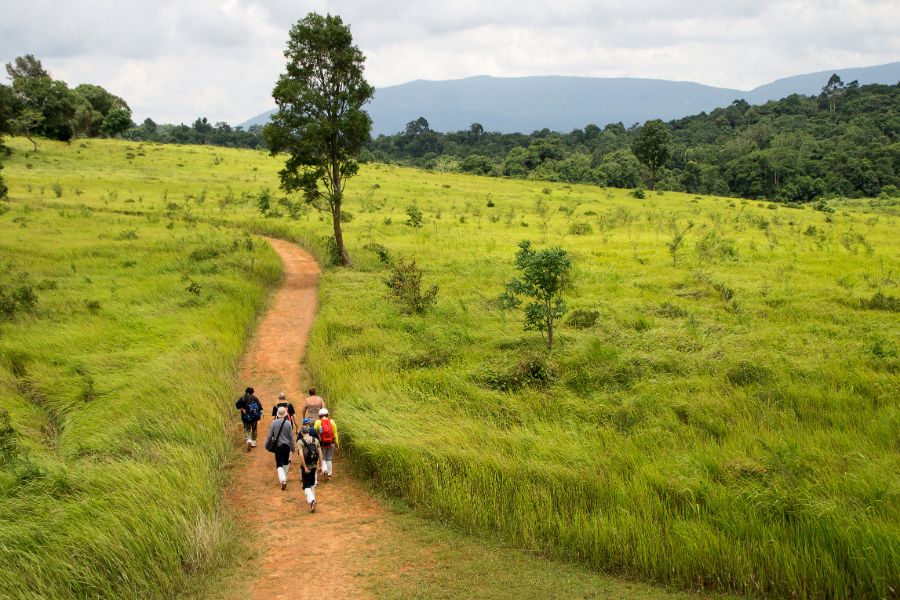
[225,238,385,600]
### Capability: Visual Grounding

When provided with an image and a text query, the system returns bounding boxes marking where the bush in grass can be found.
[632,186,645,199]
[482,352,556,391]
[384,257,438,314]
[566,308,599,330]
[860,291,900,312]
[568,222,592,236]
[406,204,424,228]
[363,242,392,265]
[0,410,22,468]
[0,275,38,322]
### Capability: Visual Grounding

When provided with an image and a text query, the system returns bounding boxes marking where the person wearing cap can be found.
[297,424,322,512]
[314,408,339,480]
[235,387,263,451]
[264,405,296,490]
[302,387,325,421]
[271,391,296,427]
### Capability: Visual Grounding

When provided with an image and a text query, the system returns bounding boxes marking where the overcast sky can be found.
[2,0,898,124]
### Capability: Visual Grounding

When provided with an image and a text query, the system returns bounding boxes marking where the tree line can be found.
[369,77,899,202]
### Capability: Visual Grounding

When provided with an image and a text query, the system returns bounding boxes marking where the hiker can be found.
[297,424,322,512]
[302,418,319,442]
[302,387,324,421]
[235,387,263,451]
[264,406,296,490]
[315,408,339,480]
[271,391,296,427]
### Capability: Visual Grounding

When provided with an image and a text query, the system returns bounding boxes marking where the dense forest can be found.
[370,79,899,201]
[1,53,897,203]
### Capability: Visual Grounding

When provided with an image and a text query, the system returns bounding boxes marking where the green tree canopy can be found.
[264,12,374,266]
[631,118,671,190]
[500,240,572,351]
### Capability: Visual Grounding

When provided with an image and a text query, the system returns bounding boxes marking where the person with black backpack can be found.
[271,391,296,428]
[235,387,263,451]
[297,424,322,512]
[264,406,296,490]
[314,408,339,480]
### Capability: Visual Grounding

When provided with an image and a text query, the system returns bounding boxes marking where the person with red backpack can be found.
[314,408,339,480]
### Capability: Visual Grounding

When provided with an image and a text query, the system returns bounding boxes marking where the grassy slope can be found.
[0,178,281,598]
[3,138,898,598]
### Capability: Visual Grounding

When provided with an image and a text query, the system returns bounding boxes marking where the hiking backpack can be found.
[246,399,262,422]
[319,418,335,446]
[302,438,320,466]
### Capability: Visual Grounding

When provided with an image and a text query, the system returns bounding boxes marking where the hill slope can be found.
[240,62,900,134]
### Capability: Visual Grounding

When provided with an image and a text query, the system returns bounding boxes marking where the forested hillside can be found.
[370,80,899,201]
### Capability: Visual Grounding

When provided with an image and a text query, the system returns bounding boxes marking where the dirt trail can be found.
[225,238,386,600]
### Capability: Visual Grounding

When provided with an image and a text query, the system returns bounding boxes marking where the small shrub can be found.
[632,187,645,199]
[870,338,898,359]
[486,196,495,208]
[813,198,835,213]
[115,229,139,240]
[860,291,900,312]
[322,235,341,266]
[482,352,556,391]
[51,182,63,198]
[632,315,652,331]
[85,300,101,314]
[363,243,392,265]
[657,301,689,318]
[406,204,423,228]
[566,308,600,330]
[188,245,224,262]
[384,257,438,314]
[0,283,38,321]
[185,281,202,297]
[568,222,593,236]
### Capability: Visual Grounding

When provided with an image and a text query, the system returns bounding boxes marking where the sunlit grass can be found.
[3,137,898,598]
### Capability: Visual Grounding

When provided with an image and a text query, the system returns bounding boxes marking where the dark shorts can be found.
[301,468,316,489]
[275,445,291,468]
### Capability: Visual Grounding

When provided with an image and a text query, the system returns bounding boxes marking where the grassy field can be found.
[0,167,281,598]
[2,137,898,598]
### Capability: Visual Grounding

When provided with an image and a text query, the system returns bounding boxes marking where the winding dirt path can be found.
[225,238,386,600]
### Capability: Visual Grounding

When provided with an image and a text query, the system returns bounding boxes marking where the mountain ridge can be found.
[241,61,900,135]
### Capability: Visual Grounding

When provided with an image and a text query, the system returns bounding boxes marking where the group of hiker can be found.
[235,386,339,513]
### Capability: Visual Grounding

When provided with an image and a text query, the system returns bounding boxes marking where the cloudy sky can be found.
[2,0,898,124]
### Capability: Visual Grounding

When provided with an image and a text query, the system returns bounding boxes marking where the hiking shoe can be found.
[310,499,316,513]
[249,440,257,447]
[281,481,287,491]
[246,440,252,452]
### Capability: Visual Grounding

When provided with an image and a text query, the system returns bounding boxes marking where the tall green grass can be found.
[3,137,898,598]
[0,200,280,598]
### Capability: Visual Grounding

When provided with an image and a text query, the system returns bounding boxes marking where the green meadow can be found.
[2,137,898,598]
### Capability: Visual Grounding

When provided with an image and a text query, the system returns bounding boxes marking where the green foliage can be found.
[264,12,374,266]
[860,291,900,312]
[384,257,438,314]
[568,221,592,235]
[632,186,645,199]
[405,204,424,228]
[0,269,37,321]
[566,308,600,329]
[0,410,22,468]
[631,119,671,190]
[482,352,556,391]
[500,240,572,350]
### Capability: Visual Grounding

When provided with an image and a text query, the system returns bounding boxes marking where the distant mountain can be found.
[240,62,900,136]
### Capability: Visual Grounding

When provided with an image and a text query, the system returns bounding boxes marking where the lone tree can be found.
[631,119,670,190]
[500,240,572,351]
[264,13,374,266]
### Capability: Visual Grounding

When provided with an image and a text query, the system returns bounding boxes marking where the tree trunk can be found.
[649,166,656,191]
[330,192,351,266]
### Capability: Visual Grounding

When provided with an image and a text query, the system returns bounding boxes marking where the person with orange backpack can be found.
[314,408,339,480]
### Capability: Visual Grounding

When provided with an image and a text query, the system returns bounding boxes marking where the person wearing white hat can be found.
[314,407,339,479]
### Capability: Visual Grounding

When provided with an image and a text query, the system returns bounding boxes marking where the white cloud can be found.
[1,0,897,123]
